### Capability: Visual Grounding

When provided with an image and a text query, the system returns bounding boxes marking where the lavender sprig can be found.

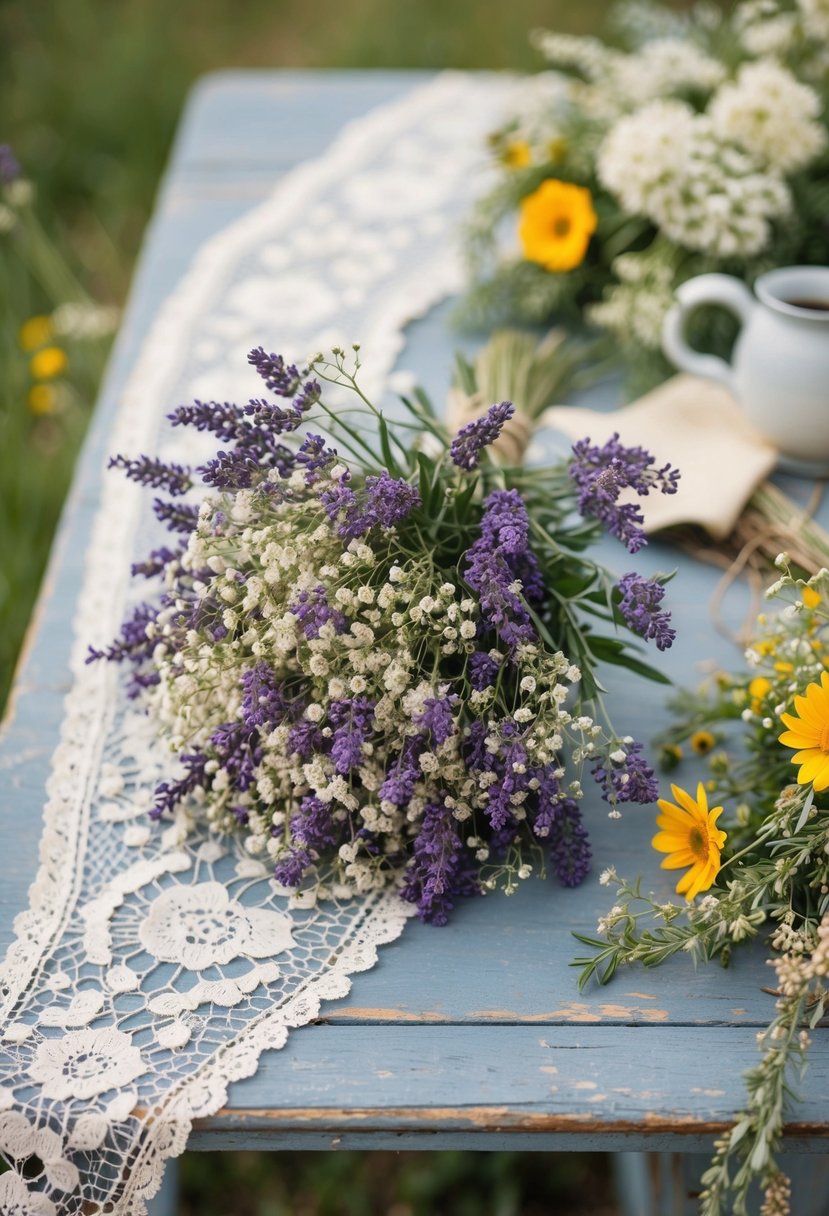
[450,400,515,469]
[617,572,676,651]
[570,432,679,553]
[108,454,192,496]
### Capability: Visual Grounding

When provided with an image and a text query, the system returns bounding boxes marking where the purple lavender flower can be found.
[153,498,200,535]
[247,348,302,396]
[480,724,530,831]
[152,751,210,820]
[450,400,515,470]
[168,399,245,441]
[290,794,339,850]
[463,489,542,653]
[322,470,420,540]
[109,454,192,496]
[547,799,591,886]
[379,738,423,807]
[273,847,314,888]
[468,651,499,690]
[617,572,675,651]
[0,144,20,185]
[211,721,262,793]
[401,800,479,924]
[289,585,347,639]
[416,693,457,745]
[86,603,158,668]
[287,717,324,760]
[530,766,563,839]
[570,433,679,553]
[130,546,182,580]
[198,448,263,491]
[591,741,659,805]
[296,433,336,484]
[328,698,375,774]
[462,720,490,770]
[240,663,289,730]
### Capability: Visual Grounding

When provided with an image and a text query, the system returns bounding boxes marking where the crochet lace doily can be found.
[0,73,514,1215]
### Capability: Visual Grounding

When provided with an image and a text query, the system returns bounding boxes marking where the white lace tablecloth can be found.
[0,73,514,1215]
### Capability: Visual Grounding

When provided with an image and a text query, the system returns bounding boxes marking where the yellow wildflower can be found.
[502,140,531,169]
[519,179,598,272]
[779,671,829,790]
[30,346,67,380]
[748,676,772,712]
[19,314,53,351]
[690,729,716,755]
[774,660,794,675]
[652,782,727,901]
[803,585,821,609]
[28,384,58,415]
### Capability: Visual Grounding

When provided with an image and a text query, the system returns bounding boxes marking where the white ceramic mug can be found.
[662,266,829,466]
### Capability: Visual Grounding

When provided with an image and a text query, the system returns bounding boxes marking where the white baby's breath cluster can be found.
[708,60,826,175]
[597,99,792,258]
[588,244,678,350]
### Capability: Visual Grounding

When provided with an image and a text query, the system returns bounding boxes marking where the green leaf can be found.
[589,635,672,685]
[377,415,404,478]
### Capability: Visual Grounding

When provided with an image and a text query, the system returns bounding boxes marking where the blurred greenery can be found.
[178,1149,619,1214]
[0,2,622,1209]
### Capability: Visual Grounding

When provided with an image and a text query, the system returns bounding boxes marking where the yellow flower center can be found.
[552,217,571,238]
[689,827,708,861]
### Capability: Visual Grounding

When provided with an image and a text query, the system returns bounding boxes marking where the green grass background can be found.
[1,2,623,1210]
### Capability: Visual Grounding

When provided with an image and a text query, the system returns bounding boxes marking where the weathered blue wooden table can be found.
[3,72,829,1216]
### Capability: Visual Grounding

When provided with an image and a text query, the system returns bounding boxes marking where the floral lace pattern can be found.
[0,73,514,1213]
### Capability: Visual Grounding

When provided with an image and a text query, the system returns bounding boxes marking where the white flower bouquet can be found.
[464,0,829,388]
[90,342,681,922]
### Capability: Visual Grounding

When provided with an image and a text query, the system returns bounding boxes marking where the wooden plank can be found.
[188,1024,829,1153]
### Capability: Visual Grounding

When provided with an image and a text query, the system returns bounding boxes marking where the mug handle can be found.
[662,273,756,390]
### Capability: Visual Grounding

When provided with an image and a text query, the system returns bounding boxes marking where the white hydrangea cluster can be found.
[589,247,679,350]
[708,60,827,174]
[597,99,792,257]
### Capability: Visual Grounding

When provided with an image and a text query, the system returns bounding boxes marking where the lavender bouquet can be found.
[91,344,679,923]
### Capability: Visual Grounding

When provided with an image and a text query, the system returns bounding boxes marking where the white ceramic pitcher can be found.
[662,265,829,466]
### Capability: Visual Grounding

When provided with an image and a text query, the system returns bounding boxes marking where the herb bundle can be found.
[91,342,679,923]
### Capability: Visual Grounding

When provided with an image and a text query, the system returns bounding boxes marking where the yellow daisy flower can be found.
[748,676,772,712]
[690,729,715,755]
[30,346,67,380]
[652,782,727,901]
[779,671,829,790]
[519,179,598,273]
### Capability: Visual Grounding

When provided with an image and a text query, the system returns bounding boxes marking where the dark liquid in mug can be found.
[785,297,829,312]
